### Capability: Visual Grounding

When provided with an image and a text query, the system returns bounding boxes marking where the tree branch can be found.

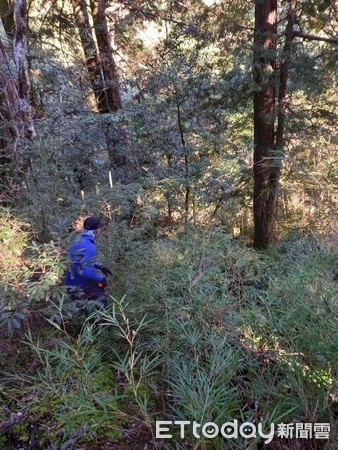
[0,408,25,433]
[324,0,338,23]
[292,30,338,45]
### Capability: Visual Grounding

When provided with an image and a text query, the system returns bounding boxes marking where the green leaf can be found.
[46,319,62,330]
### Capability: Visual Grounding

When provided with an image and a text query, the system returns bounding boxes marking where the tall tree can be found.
[90,0,121,111]
[13,0,35,138]
[253,0,278,249]
[71,0,107,113]
[71,0,121,113]
[253,0,338,248]
[0,0,35,189]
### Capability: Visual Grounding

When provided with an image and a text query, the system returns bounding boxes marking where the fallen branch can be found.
[59,426,87,450]
[0,407,26,433]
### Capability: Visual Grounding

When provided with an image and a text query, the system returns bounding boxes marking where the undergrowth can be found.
[0,213,337,449]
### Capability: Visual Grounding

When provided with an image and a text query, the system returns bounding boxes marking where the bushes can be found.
[1,324,125,448]
[114,230,337,448]
[0,210,30,334]
[0,207,66,336]
[1,207,337,448]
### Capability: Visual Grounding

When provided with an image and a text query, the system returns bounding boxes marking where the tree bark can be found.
[0,34,34,142]
[0,1,34,190]
[0,35,23,188]
[0,1,35,144]
[90,0,121,111]
[13,0,35,139]
[71,0,119,113]
[0,38,22,140]
[253,0,337,248]
[253,0,277,249]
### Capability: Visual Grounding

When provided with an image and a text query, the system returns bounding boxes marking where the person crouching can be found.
[65,216,112,316]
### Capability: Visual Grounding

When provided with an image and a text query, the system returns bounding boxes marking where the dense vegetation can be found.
[0,0,337,449]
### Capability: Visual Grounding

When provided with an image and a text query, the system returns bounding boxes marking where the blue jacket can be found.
[65,230,105,291]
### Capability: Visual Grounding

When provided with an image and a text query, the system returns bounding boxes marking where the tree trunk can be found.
[0,33,34,143]
[13,0,35,139]
[89,0,121,111]
[71,0,106,113]
[71,0,120,113]
[0,0,35,191]
[0,34,33,195]
[0,38,22,141]
[253,0,278,249]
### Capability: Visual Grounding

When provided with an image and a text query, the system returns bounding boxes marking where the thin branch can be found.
[324,0,338,23]
[292,30,338,45]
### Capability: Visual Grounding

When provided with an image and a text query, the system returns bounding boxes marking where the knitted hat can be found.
[83,216,102,230]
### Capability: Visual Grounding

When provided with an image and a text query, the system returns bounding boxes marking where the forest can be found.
[0,0,337,449]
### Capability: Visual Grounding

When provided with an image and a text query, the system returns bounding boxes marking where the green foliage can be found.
[0,310,26,336]
[168,329,241,424]
[5,325,125,445]
[1,0,337,447]
[0,207,67,341]
[110,230,337,448]
[0,207,29,275]
[0,207,65,300]
[98,297,161,426]
[23,240,66,302]
[1,219,337,447]
[0,208,29,328]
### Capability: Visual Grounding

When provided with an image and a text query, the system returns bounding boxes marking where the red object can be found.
[98,282,103,288]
